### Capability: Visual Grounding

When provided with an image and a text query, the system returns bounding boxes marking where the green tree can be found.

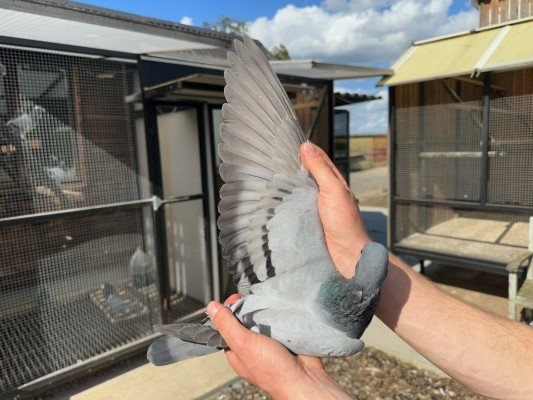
[204,16,291,61]
[203,15,248,35]
[270,44,291,60]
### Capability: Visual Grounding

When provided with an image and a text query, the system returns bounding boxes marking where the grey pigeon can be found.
[6,105,45,139]
[147,35,389,366]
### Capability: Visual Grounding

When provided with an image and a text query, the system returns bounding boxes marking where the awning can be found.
[271,60,392,80]
[126,73,316,103]
[0,2,231,55]
[381,18,533,86]
[334,92,381,106]
[479,21,533,73]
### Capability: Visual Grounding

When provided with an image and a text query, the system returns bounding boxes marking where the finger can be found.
[300,142,342,191]
[297,355,325,370]
[314,146,350,189]
[207,301,253,351]
[224,294,243,306]
[224,348,251,379]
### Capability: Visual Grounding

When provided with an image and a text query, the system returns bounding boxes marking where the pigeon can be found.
[6,105,46,139]
[147,35,389,366]
[101,282,134,318]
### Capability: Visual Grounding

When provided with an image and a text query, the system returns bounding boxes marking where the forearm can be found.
[269,371,352,400]
[376,254,533,399]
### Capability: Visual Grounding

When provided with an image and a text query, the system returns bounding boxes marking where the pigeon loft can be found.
[0,1,391,394]
[384,22,533,277]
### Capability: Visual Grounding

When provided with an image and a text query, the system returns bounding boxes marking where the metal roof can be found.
[0,0,237,55]
[381,18,533,86]
[0,0,389,82]
[334,92,381,107]
[271,60,392,80]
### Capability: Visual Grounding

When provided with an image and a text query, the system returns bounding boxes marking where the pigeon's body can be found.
[147,35,388,366]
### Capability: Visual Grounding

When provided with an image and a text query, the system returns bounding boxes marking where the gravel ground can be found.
[211,347,484,400]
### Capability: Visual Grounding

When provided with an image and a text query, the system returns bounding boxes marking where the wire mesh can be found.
[0,47,163,393]
[392,73,532,267]
[488,69,533,207]
[0,46,149,219]
[395,99,483,202]
[0,206,161,392]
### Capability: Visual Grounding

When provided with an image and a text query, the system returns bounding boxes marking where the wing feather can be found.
[218,35,319,294]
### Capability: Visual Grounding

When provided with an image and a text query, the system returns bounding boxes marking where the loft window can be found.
[14,64,81,186]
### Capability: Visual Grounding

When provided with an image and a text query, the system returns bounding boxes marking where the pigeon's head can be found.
[353,242,389,290]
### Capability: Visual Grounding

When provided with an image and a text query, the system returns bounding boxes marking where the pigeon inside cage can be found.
[89,282,149,324]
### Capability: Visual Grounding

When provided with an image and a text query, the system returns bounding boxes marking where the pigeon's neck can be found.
[318,243,389,338]
[319,273,368,338]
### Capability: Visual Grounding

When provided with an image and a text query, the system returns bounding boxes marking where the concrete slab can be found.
[70,351,237,400]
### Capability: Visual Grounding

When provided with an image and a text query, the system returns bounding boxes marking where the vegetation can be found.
[203,16,291,60]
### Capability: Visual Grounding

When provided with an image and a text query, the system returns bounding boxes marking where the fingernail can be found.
[302,142,317,157]
[207,301,221,318]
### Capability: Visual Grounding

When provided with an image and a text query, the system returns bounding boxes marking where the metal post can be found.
[418,82,427,232]
[508,272,517,320]
[480,72,491,205]
[139,62,171,323]
[388,86,396,250]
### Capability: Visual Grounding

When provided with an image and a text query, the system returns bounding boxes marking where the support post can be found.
[480,72,491,205]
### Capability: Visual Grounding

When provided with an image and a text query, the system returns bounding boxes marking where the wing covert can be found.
[217,35,318,295]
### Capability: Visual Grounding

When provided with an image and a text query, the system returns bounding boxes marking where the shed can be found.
[381,18,533,275]
[0,0,390,394]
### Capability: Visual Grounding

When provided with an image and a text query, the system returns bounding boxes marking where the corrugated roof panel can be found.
[0,9,216,54]
[382,28,500,86]
[271,60,392,80]
[481,22,533,72]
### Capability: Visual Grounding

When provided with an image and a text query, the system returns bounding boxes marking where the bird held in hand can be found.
[147,35,388,366]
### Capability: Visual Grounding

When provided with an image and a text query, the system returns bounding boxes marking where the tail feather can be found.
[154,323,227,348]
[147,336,218,366]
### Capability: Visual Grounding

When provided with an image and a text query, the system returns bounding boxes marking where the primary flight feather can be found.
[147,35,388,366]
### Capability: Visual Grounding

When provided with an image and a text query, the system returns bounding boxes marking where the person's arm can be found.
[377,254,533,399]
[300,142,533,399]
[212,142,533,399]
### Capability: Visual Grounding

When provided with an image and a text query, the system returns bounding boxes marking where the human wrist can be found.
[268,370,351,400]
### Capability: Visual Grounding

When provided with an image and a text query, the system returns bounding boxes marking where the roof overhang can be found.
[380,18,533,86]
[0,0,232,55]
[271,60,392,80]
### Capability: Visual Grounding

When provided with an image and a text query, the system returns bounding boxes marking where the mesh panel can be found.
[396,100,483,201]
[0,207,161,392]
[163,200,211,320]
[0,47,148,218]
[0,47,163,392]
[488,70,533,206]
[393,74,532,267]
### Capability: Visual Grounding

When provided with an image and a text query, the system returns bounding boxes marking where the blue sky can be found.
[83,0,478,134]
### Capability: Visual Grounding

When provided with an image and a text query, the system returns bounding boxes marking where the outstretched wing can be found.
[218,35,328,295]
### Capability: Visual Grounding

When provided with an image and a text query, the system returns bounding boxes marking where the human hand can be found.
[300,142,370,279]
[207,296,351,400]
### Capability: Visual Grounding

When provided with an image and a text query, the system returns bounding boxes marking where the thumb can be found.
[300,142,340,191]
[207,301,252,351]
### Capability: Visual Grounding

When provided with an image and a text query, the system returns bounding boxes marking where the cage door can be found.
[156,105,211,318]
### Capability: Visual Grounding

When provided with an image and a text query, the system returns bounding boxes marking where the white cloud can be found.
[248,0,478,135]
[248,0,478,65]
[180,16,193,26]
